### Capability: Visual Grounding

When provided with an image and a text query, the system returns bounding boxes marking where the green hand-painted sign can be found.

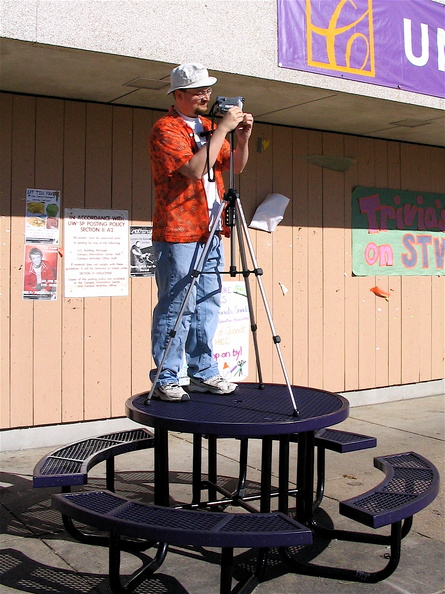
[352,187,445,276]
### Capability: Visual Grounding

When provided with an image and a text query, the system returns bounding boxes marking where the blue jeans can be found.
[151,235,224,386]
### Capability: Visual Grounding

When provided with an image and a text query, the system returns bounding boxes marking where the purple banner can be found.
[278,0,445,98]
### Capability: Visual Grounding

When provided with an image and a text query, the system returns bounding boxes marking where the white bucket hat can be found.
[167,63,217,94]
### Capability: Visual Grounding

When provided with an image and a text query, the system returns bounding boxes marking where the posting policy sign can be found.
[278,0,445,98]
[64,209,129,297]
[352,187,445,276]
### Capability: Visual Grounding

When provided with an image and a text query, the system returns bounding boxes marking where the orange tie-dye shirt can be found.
[149,107,231,243]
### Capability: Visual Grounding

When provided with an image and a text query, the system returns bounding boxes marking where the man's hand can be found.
[235,112,254,143]
[219,106,245,133]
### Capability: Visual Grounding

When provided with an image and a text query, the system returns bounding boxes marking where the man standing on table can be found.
[148,63,254,402]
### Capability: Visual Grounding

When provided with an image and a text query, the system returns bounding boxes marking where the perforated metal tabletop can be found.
[125,383,349,437]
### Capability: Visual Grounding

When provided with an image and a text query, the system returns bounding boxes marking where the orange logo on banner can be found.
[306,0,375,77]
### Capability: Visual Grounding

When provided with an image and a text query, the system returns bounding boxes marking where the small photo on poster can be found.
[23,245,58,300]
[130,226,156,277]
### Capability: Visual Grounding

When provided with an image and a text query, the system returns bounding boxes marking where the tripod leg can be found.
[233,210,264,388]
[234,198,299,416]
[147,201,226,401]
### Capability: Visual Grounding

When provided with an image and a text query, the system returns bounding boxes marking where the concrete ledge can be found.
[342,379,445,408]
[0,416,140,453]
[1,380,443,452]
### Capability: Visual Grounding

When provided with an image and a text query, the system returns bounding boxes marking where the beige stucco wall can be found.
[1,0,444,111]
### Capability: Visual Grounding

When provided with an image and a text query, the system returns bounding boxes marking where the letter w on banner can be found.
[277,0,445,99]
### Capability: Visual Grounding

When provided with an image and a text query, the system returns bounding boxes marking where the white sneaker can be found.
[188,375,238,395]
[152,384,190,402]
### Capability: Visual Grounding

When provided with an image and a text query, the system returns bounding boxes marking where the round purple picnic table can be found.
[126,382,349,437]
[126,382,349,521]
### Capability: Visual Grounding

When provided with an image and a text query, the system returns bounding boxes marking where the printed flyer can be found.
[25,188,61,244]
[129,226,156,277]
[64,208,129,297]
[23,244,58,300]
[23,188,61,300]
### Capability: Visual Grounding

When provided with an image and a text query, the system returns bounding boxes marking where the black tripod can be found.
[147,129,299,416]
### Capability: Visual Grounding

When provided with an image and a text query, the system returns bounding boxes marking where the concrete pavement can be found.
[1,394,443,593]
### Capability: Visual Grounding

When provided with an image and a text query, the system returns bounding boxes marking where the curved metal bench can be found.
[33,428,154,490]
[282,451,440,583]
[340,450,440,527]
[33,428,154,545]
[52,489,313,594]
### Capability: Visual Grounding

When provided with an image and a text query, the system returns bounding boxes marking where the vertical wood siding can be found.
[1,93,443,429]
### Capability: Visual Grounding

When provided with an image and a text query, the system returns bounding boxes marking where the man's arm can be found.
[233,112,254,174]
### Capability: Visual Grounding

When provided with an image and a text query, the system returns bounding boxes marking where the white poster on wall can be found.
[213,282,250,381]
[64,208,129,298]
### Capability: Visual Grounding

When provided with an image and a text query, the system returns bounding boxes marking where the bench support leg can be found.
[296,431,315,524]
[154,428,169,506]
[280,520,404,583]
[236,438,249,499]
[109,531,169,593]
[278,435,290,514]
[62,514,158,551]
[313,446,326,511]
[260,437,272,513]
[310,514,413,545]
[192,433,203,504]
[106,457,115,492]
[208,435,218,502]
[62,514,109,547]
[220,548,234,594]
[220,547,267,594]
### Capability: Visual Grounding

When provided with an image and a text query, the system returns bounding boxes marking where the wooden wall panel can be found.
[249,123,274,383]
[33,98,64,425]
[387,141,402,387]
[373,139,390,388]
[292,128,309,387]
[307,131,324,388]
[416,146,433,383]
[400,276,422,384]
[356,137,377,390]
[61,101,86,422]
[1,91,444,430]
[130,108,154,395]
[400,143,431,385]
[430,147,445,380]
[0,93,13,429]
[343,135,360,391]
[431,274,445,381]
[9,95,36,427]
[271,126,294,383]
[110,106,133,417]
[322,132,346,391]
[83,103,113,420]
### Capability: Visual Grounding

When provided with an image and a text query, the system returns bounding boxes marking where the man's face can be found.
[30,253,42,268]
[175,87,213,117]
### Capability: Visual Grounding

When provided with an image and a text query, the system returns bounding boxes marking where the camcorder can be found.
[215,96,244,114]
